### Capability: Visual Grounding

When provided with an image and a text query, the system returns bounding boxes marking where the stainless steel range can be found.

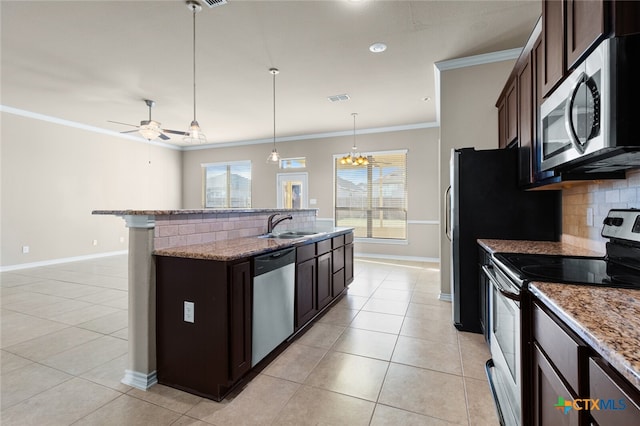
[484,209,640,426]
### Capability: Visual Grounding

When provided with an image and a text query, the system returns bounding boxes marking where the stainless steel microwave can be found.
[540,35,640,173]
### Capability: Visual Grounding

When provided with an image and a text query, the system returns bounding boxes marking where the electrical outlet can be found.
[119,236,125,243]
[184,301,195,323]
[22,246,29,254]
[92,239,98,246]
[310,198,317,205]
[586,208,594,227]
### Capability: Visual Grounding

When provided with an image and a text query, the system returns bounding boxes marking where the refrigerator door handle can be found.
[445,185,452,241]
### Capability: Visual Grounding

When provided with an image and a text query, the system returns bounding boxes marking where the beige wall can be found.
[1,112,182,268]
[438,59,516,296]
[182,127,441,261]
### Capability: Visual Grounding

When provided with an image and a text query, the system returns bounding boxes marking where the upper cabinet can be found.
[541,0,565,97]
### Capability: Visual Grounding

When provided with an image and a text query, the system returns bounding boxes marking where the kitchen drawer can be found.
[534,304,586,393]
[296,243,315,263]
[317,239,332,256]
[345,232,354,244]
[332,246,344,273]
[589,357,640,425]
[332,235,344,249]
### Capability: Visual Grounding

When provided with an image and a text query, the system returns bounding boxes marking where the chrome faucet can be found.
[267,213,293,233]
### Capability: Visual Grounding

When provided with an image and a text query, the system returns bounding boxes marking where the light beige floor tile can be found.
[1,362,72,409]
[371,404,462,425]
[75,393,181,425]
[5,326,102,361]
[41,335,128,375]
[203,375,299,425]
[406,302,452,321]
[1,291,67,309]
[275,385,375,426]
[171,415,213,426]
[17,298,95,320]
[391,336,462,375]
[263,342,328,383]
[185,398,229,421]
[379,280,416,291]
[304,351,389,401]
[80,354,132,392]
[295,323,345,349]
[0,377,120,426]
[100,295,128,309]
[0,311,68,348]
[411,289,446,306]
[350,310,404,334]
[361,298,409,316]
[371,288,412,302]
[110,327,128,340]
[127,383,203,414]
[465,376,499,426]
[0,273,42,287]
[75,289,126,304]
[49,304,121,325]
[77,310,128,334]
[1,350,34,374]
[458,332,491,380]
[334,294,369,310]
[332,328,398,361]
[19,279,105,299]
[317,307,358,326]
[379,363,467,424]
[347,282,380,298]
[400,316,459,346]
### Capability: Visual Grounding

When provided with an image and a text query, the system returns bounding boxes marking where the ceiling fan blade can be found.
[162,129,188,136]
[158,133,170,141]
[107,120,139,128]
[121,130,140,134]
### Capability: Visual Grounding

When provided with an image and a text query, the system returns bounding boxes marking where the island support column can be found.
[121,215,157,390]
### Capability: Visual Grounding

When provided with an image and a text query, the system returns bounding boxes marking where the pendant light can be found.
[340,113,369,166]
[184,0,207,144]
[266,68,281,164]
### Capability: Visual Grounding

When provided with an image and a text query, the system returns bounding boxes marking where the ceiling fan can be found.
[108,99,186,141]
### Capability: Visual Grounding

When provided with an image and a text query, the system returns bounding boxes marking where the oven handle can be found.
[482,264,521,302]
[485,359,506,426]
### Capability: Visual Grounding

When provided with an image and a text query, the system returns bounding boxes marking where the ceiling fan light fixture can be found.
[139,124,161,140]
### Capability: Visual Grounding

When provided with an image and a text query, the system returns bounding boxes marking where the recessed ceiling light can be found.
[369,42,387,53]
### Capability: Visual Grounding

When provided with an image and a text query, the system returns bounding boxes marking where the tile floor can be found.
[1,255,498,425]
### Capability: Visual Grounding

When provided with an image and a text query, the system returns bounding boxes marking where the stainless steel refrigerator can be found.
[448,148,561,332]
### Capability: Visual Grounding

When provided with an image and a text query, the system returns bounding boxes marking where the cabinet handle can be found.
[445,186,452,241]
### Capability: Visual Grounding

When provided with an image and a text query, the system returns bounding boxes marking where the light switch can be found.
[184,301,195,323]
[310,198,317,205]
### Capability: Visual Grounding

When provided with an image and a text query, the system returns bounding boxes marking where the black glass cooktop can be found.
[493,253,640,289]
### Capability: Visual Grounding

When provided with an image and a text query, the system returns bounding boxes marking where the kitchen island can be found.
[92,209,321,391]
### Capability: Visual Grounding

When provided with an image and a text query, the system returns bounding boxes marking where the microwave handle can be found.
[482,265,521,302]
[564,72,588,154]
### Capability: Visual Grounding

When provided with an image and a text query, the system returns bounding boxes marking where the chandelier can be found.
[340,113,368,166]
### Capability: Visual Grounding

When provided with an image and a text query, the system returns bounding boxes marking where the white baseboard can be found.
[121,369,158,390]
[438,292,452,302]
[355,252,440,263]
[0,250,128,272]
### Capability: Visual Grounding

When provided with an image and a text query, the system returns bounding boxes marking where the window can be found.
[203,161,251,208]
[280,157,306,169]
[334,150,407,240]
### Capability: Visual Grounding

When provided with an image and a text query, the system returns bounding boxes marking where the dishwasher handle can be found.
[254,248,296,277]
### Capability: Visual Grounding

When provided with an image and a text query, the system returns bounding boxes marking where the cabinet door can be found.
[533,345,580,426]
[518,54,533,185]
[589,357,640,425]
[332,246,345,273]
[344,243,354,285]
[497,96,507,148]
[542,0,565,96]
[295,258,317,328]
[229,261,251,382]
[506,79,518,145]
[566,0,604,69]
[332,268,345,297]
[317,252,332,310]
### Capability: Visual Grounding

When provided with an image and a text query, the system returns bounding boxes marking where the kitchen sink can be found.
[257,231,324,239]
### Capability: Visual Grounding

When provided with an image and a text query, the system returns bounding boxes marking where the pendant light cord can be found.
[273,70,276,148]
[192,8,197,122]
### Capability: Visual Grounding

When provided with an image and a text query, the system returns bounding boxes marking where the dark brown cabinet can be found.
[542,0,565,97]
[517,53,533,185]
[344,242,354,284]
[155,256,251,401]
[295,257,317,327]
[589,357,640,425]
[566,0,605,69]
[317,252,333,310]
[497,78,518,149]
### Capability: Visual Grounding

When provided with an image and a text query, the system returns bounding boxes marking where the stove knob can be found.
[603,217,624,226]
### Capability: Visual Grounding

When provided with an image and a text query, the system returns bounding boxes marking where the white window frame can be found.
[201,160,252,208]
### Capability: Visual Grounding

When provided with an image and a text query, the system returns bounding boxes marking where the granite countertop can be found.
[93,208,318,216]
[478,239,604,257]
[154,228,352,261]
[530,282,640,391]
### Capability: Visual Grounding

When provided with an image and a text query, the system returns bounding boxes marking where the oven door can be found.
[483,264,521,426]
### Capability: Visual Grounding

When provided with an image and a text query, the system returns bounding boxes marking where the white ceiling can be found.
[1,0,540,147]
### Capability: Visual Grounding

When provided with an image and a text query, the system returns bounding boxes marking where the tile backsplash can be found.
[562,169,640,253]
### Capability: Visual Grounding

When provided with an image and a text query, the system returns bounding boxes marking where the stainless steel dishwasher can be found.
[252,247,295,367]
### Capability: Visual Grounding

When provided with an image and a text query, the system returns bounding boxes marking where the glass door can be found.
[276,173,308,209]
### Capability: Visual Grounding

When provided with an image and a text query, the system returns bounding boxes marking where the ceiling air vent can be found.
[202,0,227,8]
[328,94,351,103]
